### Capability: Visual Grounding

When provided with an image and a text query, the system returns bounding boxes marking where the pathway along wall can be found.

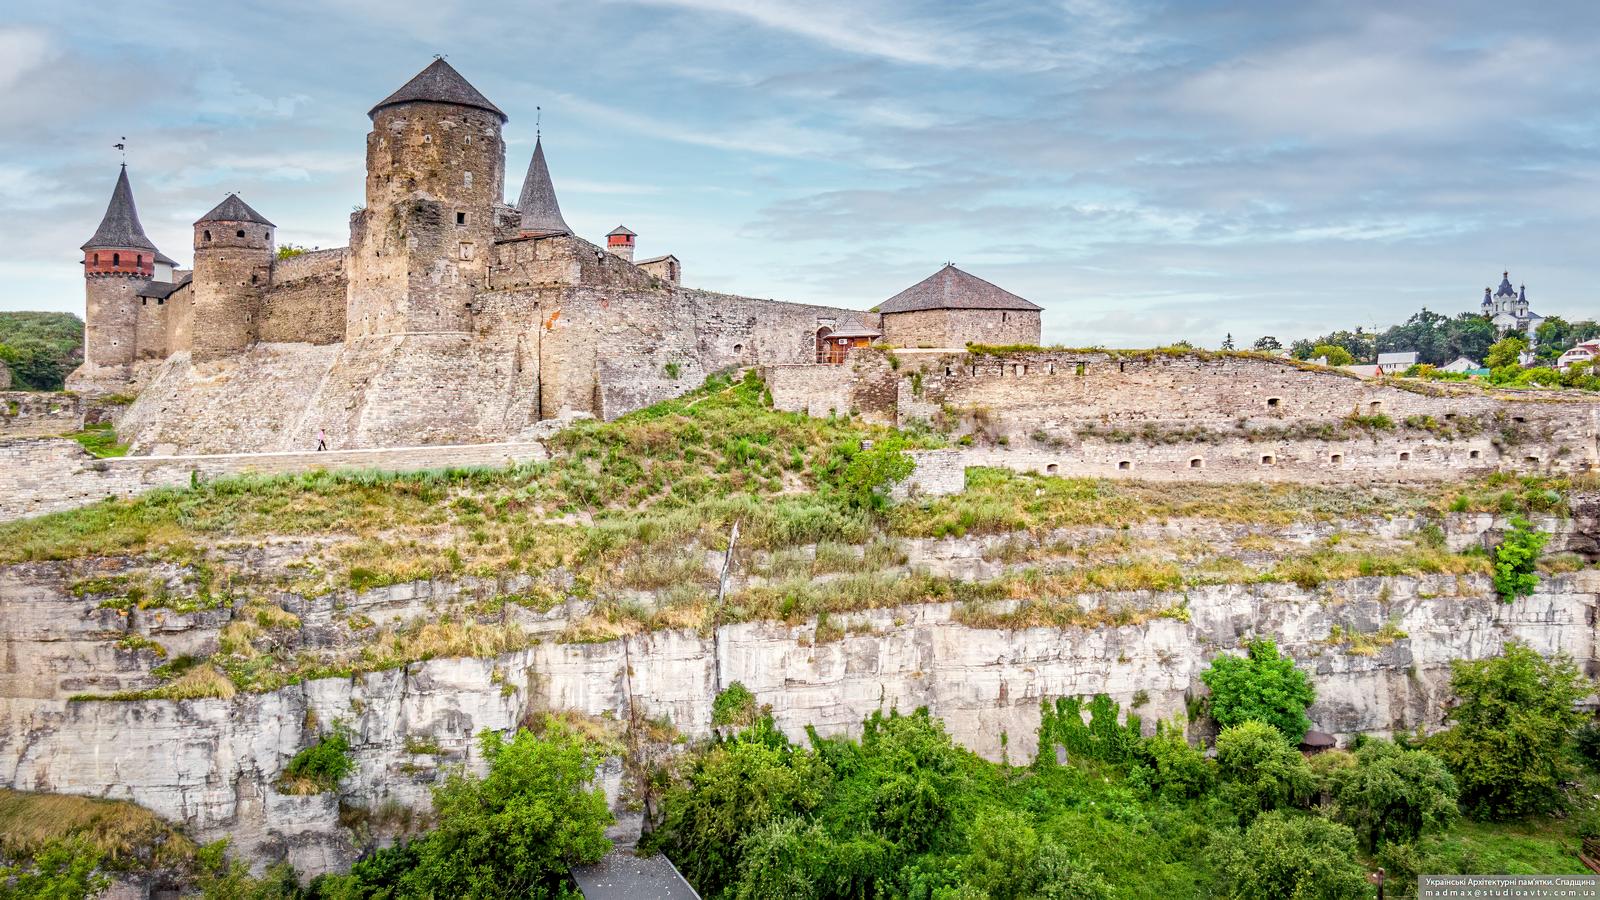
[0,439,548,523]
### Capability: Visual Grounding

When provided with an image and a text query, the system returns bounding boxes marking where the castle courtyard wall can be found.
[881,308,1041,348]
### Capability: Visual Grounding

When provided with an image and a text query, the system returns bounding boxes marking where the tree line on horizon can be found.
[0,312,83,392]
[1223,308,1600,369]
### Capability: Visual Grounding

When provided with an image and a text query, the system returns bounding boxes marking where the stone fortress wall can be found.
[0,438,548,522]
[769,348,1600,485]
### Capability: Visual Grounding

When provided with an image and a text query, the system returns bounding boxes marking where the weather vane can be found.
[536,106,542,138]
[114,137,127,164]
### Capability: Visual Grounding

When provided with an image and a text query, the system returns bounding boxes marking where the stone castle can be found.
[71,59,1042,454]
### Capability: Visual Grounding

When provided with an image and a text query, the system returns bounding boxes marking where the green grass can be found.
[63,422,128,458]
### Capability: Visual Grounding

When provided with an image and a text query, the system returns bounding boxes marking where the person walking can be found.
[316,428,327,451]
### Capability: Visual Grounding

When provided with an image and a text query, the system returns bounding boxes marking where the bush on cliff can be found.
[1492,516,1549,602]
[1200,639,1316,743]
[1429,642,1587,819]
[0,838,109,900]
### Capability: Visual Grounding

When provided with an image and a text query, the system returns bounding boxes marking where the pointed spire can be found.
[197,193,274,226]
[516,137,572,237]
[82,165,157,251]
[369,58,506,122]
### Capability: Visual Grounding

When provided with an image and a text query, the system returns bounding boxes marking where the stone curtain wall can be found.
[1,562,1591,873]
[0,392,83,439]
[763,352,900,424]
[0,438,548,523]
[258,249,347,345]
[489,235,655,292]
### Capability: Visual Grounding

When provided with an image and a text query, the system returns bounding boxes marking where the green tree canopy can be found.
[1329,739,1458,852]
[1214,720,1317,821]
[1311,344,1355,366]
[402,720,614,899]
[1485,334,1528,370]
[1210,811,1368,900]
[1428,643,1588,819]
[1201,639,1316,742]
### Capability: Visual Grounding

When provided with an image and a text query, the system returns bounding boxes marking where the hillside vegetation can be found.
[0,311,83,391]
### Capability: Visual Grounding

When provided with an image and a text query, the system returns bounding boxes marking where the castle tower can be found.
[605,225,636,262]
[191,194,274,362]
[516,137,573,238]
[347,59,507,340]
[80,165,160,374]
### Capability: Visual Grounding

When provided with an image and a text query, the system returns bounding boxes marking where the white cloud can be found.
[0,26,55,93]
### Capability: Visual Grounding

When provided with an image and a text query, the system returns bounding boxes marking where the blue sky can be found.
[2,0,1597,346]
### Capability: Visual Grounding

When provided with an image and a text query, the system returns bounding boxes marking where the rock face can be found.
[1,560,1595,876]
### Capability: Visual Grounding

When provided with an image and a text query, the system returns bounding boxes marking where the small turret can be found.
[190,194,275,361]
[606,225,636,263]
[81,165,163,373]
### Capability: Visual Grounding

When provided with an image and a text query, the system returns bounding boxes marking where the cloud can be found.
[0,26,54,92]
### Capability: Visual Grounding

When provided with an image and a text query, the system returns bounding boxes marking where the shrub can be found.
[403,719,614,898]
[1575,721,1600,771]
[1311,344,1355,366]
[1201,639,1316,743]
[1492,516,1549,602]
[0,838,109,900]
[1214,721,1316,822]
[1129,721,1213,801]
[1328,739,1457,852]
[278,727,354,794]
[1428,642,1587,819]
[711,682,759,728]
[1210,811,1367,900]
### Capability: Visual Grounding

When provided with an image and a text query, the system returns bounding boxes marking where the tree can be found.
[1210,811,1367,900]
[1253,336,1282,352]
[1129,720,1213,801]
[1485,334,1527,370]
[1428,643,1588,819]
[1221,333,1236,351]
[1201,639,1316,742]
[1492,516,1549,602]
[1310,344,1354,366]
[403,720,614,899]
[1214,720,1316,821]
[652,718,828,896]
[0,839,109,900]
[1329,739,1457,852]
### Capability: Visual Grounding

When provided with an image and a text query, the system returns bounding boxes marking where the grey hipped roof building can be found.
[82,165,158,252]
[879,264,1042,314]
[369,58,507,122]
[517,137,573,237]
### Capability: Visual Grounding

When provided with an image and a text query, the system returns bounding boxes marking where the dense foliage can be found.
[1428,643,1588,819]
[278,728,355,794]
[1492,517,1549,602]
[1329,739,1458,852]
[1200,640,1316,743]
[1210,811,1368,900]
[0,839,108,900]
[0,311,82,391]
[312,719,613,899]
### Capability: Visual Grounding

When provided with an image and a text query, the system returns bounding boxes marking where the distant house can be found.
[816,319,883,364]
[1558,341,1600,370]
[1376,351,1419,375]
[1439,356,1480,374]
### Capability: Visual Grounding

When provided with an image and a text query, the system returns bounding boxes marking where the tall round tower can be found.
[191,194,274,362]
[347,59,507,340]
[80,165,159,375]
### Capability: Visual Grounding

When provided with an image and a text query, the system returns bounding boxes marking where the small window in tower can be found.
[112,253,120,266]
[1002,312,1008,323]
[136,255,143,267]
[236,229,245,238]
[93,253,99,265]
[251,274,258,285]
[203,230,211,242]
[1045,464,1058,474]
[1118,460,1131,470]
[141,298,146,306]
[457,212,467,225]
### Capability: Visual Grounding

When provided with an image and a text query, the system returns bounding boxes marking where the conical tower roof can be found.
[369,58,506,122]
[82,165,157,251]
[197,193,274,226]
[516,138,572,236]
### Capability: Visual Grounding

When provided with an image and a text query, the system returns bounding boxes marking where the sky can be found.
[2,0,1597,347]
